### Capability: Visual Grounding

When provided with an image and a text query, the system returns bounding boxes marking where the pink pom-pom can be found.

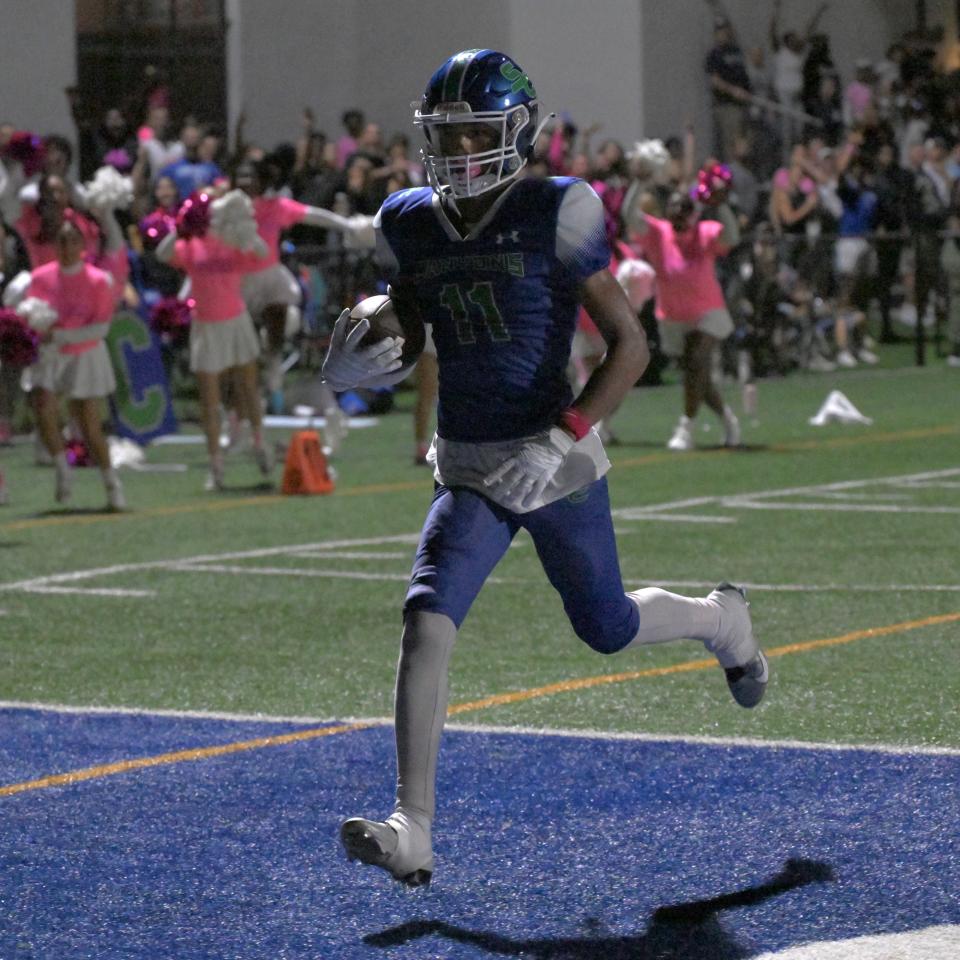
[149,296,194,347]
[137,125,154,143]
[139,209,176,250]
[0,309,40,367]
[692,163,733,205]
[4,131,46,177]
[175,190,211,238]
[64,437,92,467]
[103,147,134,173]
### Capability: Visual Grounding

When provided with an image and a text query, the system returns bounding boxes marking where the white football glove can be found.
[483,426,575,511]
[321,308,404,392]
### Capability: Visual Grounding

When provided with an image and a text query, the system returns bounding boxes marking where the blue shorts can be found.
[404,478,639,654]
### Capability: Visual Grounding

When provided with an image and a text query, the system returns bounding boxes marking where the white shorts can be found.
[31,343,116,399]
[835,237,872,277]
[242,264,302,320]
[190,312,260,374]
[657,308,734,357]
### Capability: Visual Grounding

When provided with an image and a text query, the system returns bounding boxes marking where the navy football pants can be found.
[404,477,640,654]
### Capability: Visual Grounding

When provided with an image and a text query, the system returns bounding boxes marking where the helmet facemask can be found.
[415,101,535,200]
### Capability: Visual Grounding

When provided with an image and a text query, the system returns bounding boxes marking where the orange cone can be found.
[281,430,335,495]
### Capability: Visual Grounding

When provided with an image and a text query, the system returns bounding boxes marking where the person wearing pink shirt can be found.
[15,174,100,269]
[235,158,375,412]
[26,220,125,509]
[157,213,271,491]
[627,189,741,451]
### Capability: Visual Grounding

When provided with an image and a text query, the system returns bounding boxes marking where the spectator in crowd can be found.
[872,142,913,343]
[939,173,960,366]
[135,104,185,188]
[705,17,752,161]
[805,74,845,146]
[844,61,876,128]
[910,136,952,346]
[335,109,365,169]
[728,133,761,226]
[159,123,223,201]
[833,151,879,366]
[17,135,87,211]
[802,33,839,116]
[770,0,830,149]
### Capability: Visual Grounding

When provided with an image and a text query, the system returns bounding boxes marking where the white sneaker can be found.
[723,410,741,448]
[253,444,274,477]
[106,478,126,511]
[947,354,960,368]
[223,419,253,457]
[856,348,878,365]
[322,405,348,455]
[807,354,836,372]
[835,349,857,368]
[341,808,434,887]
[667,418,693,452]
[34,433,53,466]
[705,582,768,708]
[55,467,72,504]
[204,459,225,492]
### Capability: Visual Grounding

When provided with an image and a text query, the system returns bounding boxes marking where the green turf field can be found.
[1,344,958,750]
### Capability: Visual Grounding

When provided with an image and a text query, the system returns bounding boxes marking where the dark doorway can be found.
[74,0,227,178]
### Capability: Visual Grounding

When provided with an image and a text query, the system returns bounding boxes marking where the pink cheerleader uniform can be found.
[168,234,266,373]
[27,261,117,398]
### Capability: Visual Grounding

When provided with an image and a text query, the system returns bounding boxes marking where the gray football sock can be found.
[393,610,457,823]
[622,587,720,648]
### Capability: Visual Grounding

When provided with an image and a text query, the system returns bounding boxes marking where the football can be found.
[348,294,425,369]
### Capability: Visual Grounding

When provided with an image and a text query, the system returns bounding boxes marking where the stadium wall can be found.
[0,1,76,154]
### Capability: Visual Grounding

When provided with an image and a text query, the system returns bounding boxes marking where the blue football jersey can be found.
[375,177,609,443]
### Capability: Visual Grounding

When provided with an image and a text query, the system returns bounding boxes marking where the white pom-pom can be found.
[627,139,671,176]
[15,297,59,332]
[615,258,656,310]
[209,189,263,252]
[1,270,32,308]
[85,166,134,211]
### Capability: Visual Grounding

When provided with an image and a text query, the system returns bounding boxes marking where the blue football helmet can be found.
[414,49,542,200]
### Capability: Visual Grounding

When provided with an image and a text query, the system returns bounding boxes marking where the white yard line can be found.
[170,563,412,582]
[1,700,958,757]
[753,925,960,960]
[19,586,157,597]
[2,469,958,599]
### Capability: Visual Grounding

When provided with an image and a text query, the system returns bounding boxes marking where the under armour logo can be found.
[496,230,520,245]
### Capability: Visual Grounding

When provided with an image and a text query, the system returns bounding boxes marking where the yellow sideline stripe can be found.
[0,721,377,798]
[2,424,956,534]
[447,611,960,715]
[2,610,958,799]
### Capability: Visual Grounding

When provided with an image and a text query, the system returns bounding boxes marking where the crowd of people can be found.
[1,12,959,508]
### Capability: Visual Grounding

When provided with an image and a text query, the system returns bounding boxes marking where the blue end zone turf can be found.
[1,709,958,958]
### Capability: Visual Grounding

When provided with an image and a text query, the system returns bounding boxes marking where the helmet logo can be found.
[499,62,536,98]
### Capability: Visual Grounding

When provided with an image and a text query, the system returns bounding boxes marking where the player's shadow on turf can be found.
[364,857,834,960]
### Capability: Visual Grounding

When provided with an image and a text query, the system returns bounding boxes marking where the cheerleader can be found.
[234,158,374,412]
[23,219,125,509]
[156,191,271,490]
[14,173,100,269]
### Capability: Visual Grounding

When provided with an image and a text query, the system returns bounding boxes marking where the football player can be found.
[323,49,769,887]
